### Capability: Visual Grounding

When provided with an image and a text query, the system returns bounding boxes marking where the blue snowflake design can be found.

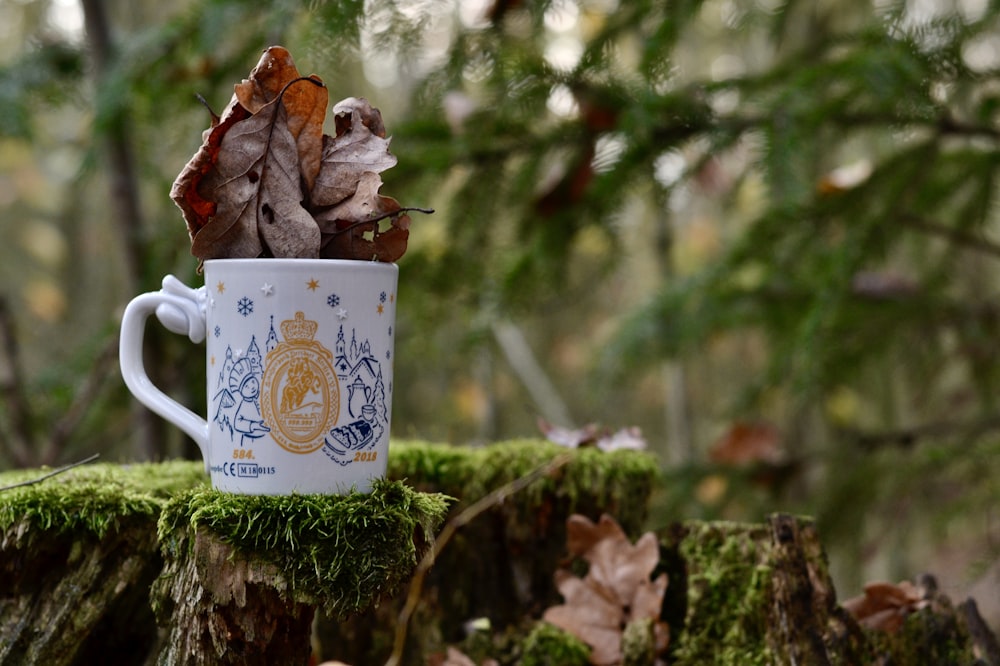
[386,350,391,360]
[236,296,254,317]
[214,325,221,338]
[380,291,387,303]
[388,325,393,336]
[327,293,340,308]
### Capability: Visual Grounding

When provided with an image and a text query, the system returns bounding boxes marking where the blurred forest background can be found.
[1,0,999,629]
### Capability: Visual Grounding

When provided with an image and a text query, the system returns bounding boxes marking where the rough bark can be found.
[0,516,163,665]
[152,530,314,666]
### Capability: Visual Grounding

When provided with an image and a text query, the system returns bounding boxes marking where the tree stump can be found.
[0,459,448,666]
[4,444,993,665]
[314,440,663,664]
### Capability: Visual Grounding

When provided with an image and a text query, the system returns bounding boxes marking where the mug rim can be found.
[204,258,398,270]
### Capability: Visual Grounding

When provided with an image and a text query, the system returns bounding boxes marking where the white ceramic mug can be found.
[119,259,398,494]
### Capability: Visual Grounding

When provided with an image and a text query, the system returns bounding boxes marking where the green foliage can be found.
[607,5,1000,413]
[0,41,83,139]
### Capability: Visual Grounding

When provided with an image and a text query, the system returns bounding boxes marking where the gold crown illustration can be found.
[281,312,318,342]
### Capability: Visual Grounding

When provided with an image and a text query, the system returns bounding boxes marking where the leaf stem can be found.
[326,207,435,236]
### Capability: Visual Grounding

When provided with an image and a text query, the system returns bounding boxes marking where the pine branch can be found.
[897,214,1000,260]
[846,413,1000,450]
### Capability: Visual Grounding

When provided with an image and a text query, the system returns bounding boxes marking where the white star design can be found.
[235,348,244,358]
[260,282,274,296]
[336,307,349,320]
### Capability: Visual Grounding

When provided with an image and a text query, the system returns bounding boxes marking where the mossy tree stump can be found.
[0,459,448,666]
[152,484,448,665]
[315,440,663,664]
[0,462,205,665]
[5,442,990,665]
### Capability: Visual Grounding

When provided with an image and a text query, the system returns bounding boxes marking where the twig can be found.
[0,453,100,492]
[385,452,573,666]
[325,207,436,236]
[492,320,575,429]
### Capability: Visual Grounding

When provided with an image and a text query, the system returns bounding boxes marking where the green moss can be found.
[388,439,660,531]
[863,603,976,665]
[0,460,207,538]
[157,478,451,617]
[520,622,591,666]
[670,521,777,666]
[622,617,655,666]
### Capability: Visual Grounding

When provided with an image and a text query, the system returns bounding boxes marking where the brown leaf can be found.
[170,100,251,241]
[233,47,329,193]
[842,579,929,634]
[544,514,669,665]
[586,532,662,609]
[538,418,601,449]
[596,426,647,452]
[539,420,647,452]
[708,421,783,466]
[333,96,388,138]
[171,46,422,263]
[192,95,319,260]
[233,46,301,113]
[544,574,623,665]
[565,513,627,559]
[311,99,397,208]
[317,172,409,261]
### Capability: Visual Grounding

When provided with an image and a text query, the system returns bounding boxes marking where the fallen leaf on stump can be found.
[842,579,930,633]
[538,419,647,452]
[543,513,669,665]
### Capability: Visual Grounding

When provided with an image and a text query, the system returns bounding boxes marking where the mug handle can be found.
[119,275,209,459]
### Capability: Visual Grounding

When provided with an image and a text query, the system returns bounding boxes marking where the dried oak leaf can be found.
[233,45,328,190]
[543,514,669,665]
[169,96,250,242]
[172,46,420,263]
[191,89,321,260]
[708,421,784,466]
[310,97,398,207]
[172,47,326,259]
[842,580,929,633]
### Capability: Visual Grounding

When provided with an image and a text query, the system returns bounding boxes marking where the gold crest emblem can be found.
[261,312,340,454]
